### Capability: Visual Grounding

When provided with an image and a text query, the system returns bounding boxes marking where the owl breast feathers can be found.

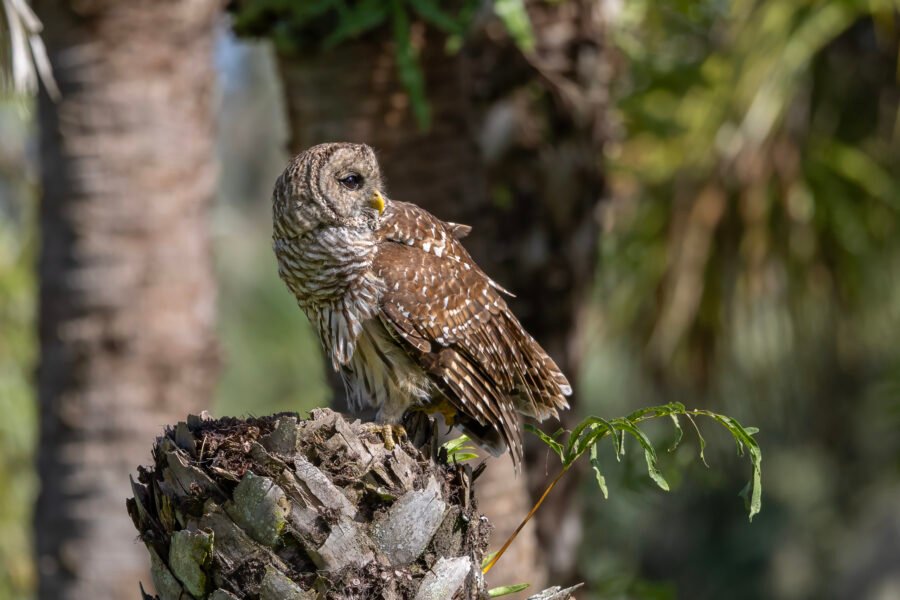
[273,142,571,469]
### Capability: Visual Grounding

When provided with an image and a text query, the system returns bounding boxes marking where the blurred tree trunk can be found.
[462,5,607,583]
[33,1,220,598]
[258,0,607,588]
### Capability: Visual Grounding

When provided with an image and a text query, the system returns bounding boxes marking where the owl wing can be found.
[372,202,571,468]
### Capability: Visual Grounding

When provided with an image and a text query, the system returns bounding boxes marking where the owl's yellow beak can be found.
[370,190,386,214]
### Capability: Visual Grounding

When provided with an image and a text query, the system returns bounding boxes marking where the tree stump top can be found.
[128,409,579,599]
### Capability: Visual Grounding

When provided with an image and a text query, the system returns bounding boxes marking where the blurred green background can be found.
[2,0,899,598]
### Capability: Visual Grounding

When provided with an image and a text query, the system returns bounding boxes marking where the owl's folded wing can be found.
[372,203,571,469]
[373,242,524,465]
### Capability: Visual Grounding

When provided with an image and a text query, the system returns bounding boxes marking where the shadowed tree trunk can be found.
[34,1,220,597]
[127,409,582,600]
[231,0,607,588]
[461,4,607,582]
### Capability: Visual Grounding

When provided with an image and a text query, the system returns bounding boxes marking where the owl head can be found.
[273,142,386,237]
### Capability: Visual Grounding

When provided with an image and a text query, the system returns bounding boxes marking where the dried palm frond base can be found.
[128,409,579,600]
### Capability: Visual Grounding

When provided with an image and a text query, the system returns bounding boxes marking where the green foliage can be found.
[528,403,763,521]
[605,0,900,377]
[0,101,37,599]
[440,433,479,464]
[484,404,762,578]
[228,0,535,129]
[590,0,900,597]
[488,582,530,597]
[229,0,476,129]
[493,0,534,52]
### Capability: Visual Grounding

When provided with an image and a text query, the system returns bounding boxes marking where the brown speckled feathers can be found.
[373,202,570,463]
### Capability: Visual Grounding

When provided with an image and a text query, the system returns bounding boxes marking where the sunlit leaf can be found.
[625,401,686,422]
[488,583,530,597]
[685,413,709,468]
[569,417,616,465]
[566,416,611,458]
[525,423,564,459]
[615,419,670,491]
[667,413,684,452]
[441,434,471,454]
[692,410,763,521]
[526,404,762,519]
[448,452,479,463]
[493,0,535,52]
[590,444,609,499]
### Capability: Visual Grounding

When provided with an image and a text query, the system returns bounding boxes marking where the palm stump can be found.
[127,409,579,599]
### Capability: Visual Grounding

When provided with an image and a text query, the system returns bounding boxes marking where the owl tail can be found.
[457,418,506,457]
[511,330,572,422]
[452,404,524,473]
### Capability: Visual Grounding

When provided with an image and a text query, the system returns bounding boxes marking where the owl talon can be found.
[386,424,407,450]
[364,423,407,451]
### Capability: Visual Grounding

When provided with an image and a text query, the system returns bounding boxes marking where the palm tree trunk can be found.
[266,0,606,587]
[34,1,220,597]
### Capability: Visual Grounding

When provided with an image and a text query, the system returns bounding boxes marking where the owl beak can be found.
[370,190,386,214]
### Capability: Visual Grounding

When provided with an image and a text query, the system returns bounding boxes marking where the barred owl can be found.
[272,142,570,469]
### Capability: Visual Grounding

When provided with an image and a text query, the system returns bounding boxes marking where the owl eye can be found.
[338,173,364,191]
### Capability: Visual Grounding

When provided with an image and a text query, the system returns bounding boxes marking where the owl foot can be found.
[429,400,458,427]
[364,423,407,450]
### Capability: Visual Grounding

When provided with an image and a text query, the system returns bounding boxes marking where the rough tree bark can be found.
[128,409,582,600]
[34,1,220,597]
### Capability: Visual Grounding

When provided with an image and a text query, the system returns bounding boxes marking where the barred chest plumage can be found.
[273,225,434,423]
[274,227,377,307]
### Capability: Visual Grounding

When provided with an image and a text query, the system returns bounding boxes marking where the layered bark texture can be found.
[34,0,220,597]
[128,409,581,599]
